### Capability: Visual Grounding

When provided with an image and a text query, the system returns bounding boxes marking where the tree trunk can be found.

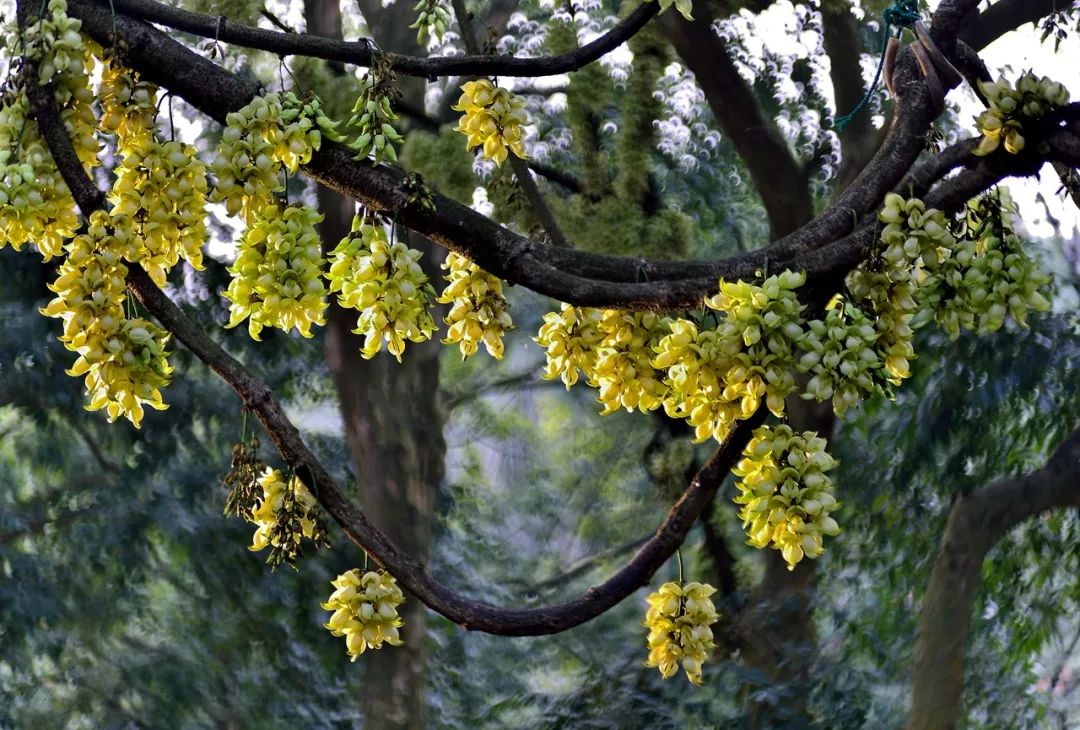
[304,1,446,728]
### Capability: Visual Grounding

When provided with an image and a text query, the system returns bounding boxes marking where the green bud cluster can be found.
[797,299,880,416]
[437,252,514,360]
[348,56,404,166]
[592,310,670,414]
[409,0,451,45]
[704,271,806,417]
[224,202,328,341]
[732,425,840,570]
[975,72,1070,156]
[327,215,436,361]
[535,304,604,388]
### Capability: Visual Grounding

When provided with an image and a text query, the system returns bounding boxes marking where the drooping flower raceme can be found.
[643,580,719,685]
[224,202,328,340]
[41,212,173,428]
[592,310,670,414]
[327,215,436,361]
[732,425,840,570]
[437,252,513,359]
[535,304,604,388]
[247,467,327,566]
[797,299,880,416]
[452,79,528,166]
[323,569,406,660]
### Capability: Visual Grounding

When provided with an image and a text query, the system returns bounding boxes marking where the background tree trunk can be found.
[304,1,446,727]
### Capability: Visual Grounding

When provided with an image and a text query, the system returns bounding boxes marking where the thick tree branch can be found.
[103,0,659,79]
[907,425,1080,730]
[958,0,1062,53]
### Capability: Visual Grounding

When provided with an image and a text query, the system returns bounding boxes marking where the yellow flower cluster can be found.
[210,92,332,219]
[247,467,321,553]
[109,136,209,286]
[643,581,719,685]
[323,569,406,660]
[437,252,513,359]
[224,202,328,340]
[452,79,528,166]
[704,271,806,417]
[593,310,670,414]
[327,215,436,361]
[535,304,604,388]
[22,0,86,87]
[98,53,158,151]
[975,73,1069,156]
[41,212,173,427]
[732,425,840,570]
[0,110,79,259]
[797,299,880,416]
[653,319,742,442]
[348,60,405,166]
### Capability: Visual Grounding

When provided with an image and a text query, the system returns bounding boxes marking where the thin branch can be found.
[102,0,659,79]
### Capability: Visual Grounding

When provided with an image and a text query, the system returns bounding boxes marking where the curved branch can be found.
[30,38,764,635]
[907,426,1080,730]
[103,0,659,79]
[959,0,1062,53]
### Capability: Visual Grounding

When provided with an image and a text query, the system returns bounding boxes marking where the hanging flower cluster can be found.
[593,310,670,414]
[535,304,604,388]
[98,49,158,151]
[209,92,332,219]
[643,580,719,685]
[246,467,329,568]
[797,299,880,416]
[732,425,840,570]
[327,215,436,360]
[224,202,328,340]
[323,569,406,660]
[109,136,209,286]
[40,212,173,427]
[452,79,528,166]
[703,271,806,417]
[347,55,404,166]
[975,72,1070,156]
[437,252,514,359]
[410,0,451,45]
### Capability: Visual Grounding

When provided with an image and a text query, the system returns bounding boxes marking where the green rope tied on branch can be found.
[834,0,921,130]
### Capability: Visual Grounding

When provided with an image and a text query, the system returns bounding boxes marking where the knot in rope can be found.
[834,0,922,130]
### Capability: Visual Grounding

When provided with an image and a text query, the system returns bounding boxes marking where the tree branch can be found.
[907,425,1080,730]
[958,0,1062,53]
[102,0,659,79]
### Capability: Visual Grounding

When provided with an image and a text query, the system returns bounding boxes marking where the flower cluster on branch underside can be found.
[643,580,719,685]
[975,71,1070,156]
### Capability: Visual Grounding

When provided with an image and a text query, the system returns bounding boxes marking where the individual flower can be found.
[452,79,528,166]
[323,569,406,660]
[643,580,719,685]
